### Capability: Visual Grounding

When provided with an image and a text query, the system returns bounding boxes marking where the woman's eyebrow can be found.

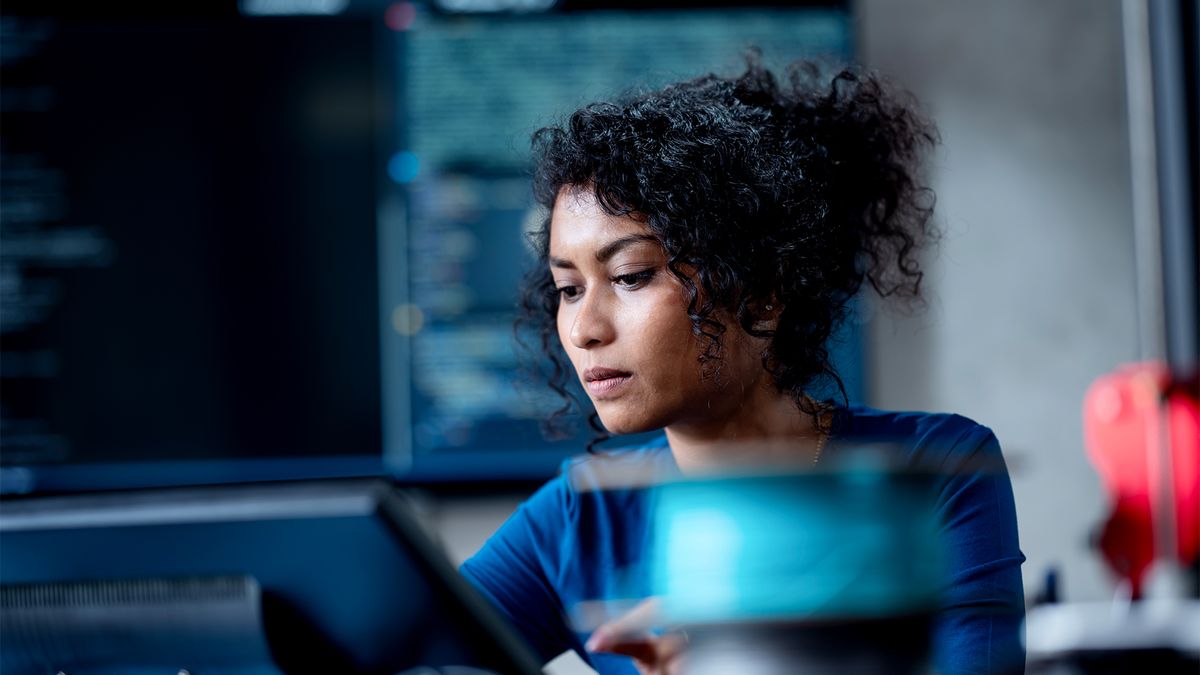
[549,234,659,269]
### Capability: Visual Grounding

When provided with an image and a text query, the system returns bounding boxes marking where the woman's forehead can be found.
[549,190,654,254]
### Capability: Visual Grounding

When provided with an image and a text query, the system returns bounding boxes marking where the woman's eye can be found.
[612,270,656,289]
[556,285,581,301]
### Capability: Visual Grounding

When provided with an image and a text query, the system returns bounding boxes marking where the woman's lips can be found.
[585,374,633,398]
[583,368,633,399]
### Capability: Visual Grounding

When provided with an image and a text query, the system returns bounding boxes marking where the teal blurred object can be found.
[651,464,944,625]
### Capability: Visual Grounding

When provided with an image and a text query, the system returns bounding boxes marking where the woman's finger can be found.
[586,599,687,675]
[589,635,660,664]
[655,631,687,665]
[585,598,664,651]
[589,632,686,675]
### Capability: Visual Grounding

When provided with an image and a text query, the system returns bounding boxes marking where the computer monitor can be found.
[0,478,544,675]
[0,2,858,495]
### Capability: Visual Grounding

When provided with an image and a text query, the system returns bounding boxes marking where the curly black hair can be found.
[517,54,938,450]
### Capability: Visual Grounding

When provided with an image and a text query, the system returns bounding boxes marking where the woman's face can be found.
[549,188,766,435]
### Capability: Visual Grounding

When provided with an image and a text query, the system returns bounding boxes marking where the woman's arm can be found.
[931,423,1027,675]
[460,474,592,666]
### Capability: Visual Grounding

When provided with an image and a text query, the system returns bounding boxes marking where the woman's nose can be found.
[569,289,616,349]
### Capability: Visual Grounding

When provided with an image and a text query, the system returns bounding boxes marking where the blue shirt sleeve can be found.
[929,420,1026,675]
[460,471,591,666]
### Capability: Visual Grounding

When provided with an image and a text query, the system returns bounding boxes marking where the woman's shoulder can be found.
[837,402,992,435]
[834,403,1005,467]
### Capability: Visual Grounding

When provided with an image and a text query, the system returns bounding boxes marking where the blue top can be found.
[462,405,1026,674]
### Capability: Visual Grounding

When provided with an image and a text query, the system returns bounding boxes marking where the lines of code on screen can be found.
[0,15,384,470]
[397,8,851,462]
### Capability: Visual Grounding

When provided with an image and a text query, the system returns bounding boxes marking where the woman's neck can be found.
[664,383,827,475]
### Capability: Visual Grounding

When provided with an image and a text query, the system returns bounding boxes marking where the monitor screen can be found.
[1,12,384,463]
[0,2,855,493]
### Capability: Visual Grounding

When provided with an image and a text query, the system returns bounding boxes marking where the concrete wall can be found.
[858,0,1138,601]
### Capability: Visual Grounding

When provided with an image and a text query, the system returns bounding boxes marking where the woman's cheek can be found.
[556,305,575,350]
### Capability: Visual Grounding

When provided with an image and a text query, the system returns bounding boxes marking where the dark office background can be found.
[0,0,857,493]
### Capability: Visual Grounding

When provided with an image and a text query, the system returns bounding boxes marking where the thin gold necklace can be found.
[811,425,830,461]
[812,413,831,465]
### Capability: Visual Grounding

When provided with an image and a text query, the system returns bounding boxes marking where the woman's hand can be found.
[584,599,686,675]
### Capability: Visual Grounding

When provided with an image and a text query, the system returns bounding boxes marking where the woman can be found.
[461,56,1025,675]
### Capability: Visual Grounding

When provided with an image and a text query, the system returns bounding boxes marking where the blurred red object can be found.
[1083,362,1199,596]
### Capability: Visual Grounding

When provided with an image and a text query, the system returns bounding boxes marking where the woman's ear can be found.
[747,297,782,334]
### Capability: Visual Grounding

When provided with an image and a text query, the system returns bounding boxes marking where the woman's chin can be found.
[594,409,664,436]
